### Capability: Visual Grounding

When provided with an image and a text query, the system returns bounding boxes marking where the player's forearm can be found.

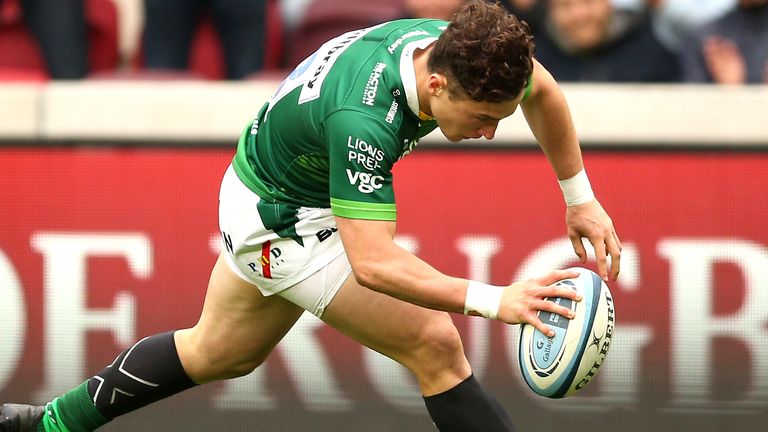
[522,61,584,180]
[350,241,469,314]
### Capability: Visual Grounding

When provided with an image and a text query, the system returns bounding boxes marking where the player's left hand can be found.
[565,199,621,281]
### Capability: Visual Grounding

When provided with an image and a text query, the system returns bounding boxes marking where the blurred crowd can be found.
[0,0,766,84]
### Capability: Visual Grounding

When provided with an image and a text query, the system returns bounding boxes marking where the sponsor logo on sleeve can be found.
[347,136,385,171]
[362,63,387,106]
[346,169,384,194]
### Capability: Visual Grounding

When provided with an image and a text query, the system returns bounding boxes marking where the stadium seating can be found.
[0,0,45,81]
[285,0,404,69]
[0,0,119,80]
[131,0,284,80]
[0,0,282,81]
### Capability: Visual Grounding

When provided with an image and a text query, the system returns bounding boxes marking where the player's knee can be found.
[177,329,267,382]
[215,356,264,379]
[196,346,266,381]
[411,316,466,374]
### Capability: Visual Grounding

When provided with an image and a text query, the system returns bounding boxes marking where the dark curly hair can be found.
[427,0,535,103]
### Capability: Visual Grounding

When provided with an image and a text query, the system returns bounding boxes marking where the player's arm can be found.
[335,215,579,336]
[521,59,622,281]
[335,216,464,311]
[325,109,576,334]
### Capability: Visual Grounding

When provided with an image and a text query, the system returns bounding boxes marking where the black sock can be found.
[86,331,198,419]
[423,374,516,432]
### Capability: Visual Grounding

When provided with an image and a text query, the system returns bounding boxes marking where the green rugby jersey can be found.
[233,19,447,221]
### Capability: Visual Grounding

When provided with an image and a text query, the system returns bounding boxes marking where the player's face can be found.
[432,90,522,142]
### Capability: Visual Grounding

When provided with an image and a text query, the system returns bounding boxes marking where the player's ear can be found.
[427,74,448,96]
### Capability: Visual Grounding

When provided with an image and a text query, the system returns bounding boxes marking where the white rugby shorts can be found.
[218,164,352,317]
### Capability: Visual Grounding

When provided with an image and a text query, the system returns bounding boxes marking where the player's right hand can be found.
[496,269,582,337]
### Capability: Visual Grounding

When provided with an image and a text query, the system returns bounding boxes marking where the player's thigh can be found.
[320,275,470,393]
[176,253,305,382]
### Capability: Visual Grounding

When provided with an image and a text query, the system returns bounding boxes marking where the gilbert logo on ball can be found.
[518,267,615,398]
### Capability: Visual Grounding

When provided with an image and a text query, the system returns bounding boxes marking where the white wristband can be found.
[558,168,595,207]
[464,280,505,320]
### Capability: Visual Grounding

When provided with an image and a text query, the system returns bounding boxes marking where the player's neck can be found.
[413,46,434,119]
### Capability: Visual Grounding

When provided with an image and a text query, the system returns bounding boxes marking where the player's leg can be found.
[0,253,304,432]
[174,253,305,384]
[319,273,515,432]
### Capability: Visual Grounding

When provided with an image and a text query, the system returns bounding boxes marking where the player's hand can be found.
[496,269,582,337]
[565,199,622,281]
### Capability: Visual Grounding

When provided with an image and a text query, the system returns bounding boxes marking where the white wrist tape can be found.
[558,168,595,207]
[464,281,505,320]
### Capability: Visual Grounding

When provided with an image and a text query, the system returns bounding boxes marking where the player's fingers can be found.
[537,283,581,302]
[569,231,587,263]
[591,237,609,281]
[536,269,580,287]
[606,234,621,281]
[612,230,623,251]
[527,316,556,338]
[535,299,575,319]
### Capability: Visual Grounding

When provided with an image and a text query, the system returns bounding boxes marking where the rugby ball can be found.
[518,267,615,398]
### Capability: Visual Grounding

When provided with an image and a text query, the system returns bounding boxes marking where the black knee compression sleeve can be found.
[86,331,197,419]
[423,374,516,432]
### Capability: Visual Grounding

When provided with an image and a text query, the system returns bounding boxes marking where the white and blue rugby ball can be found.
[518,267,615,398]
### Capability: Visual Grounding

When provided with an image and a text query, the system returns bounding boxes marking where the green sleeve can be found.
[324,109,400,221]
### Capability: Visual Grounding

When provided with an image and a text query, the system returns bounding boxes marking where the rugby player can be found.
[1,1,621,431]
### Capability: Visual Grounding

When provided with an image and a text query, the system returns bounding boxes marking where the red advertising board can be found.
[1,147,767,431]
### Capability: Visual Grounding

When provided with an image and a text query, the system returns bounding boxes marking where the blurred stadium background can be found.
[1,0,767,431]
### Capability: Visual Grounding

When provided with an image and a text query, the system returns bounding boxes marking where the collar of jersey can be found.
[399,37,438,120]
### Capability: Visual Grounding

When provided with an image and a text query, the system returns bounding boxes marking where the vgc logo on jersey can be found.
[346,169,383,193]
